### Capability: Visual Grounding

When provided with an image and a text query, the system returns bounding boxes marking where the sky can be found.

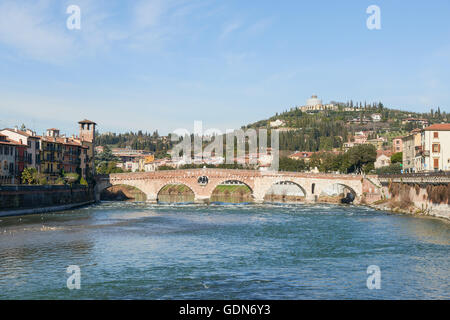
[0,0,450,136]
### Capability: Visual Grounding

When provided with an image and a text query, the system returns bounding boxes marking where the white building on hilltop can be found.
[299,95,337,112]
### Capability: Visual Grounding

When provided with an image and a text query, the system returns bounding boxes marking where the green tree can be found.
[96,145,117,162]
[21,168,37,184]
[346,144,377,174]
[391,152,403,164]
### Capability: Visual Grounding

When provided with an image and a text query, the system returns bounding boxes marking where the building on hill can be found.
[402,128,422,173]
[401,118,429,127]
[419,123,450,172]
[374,150,392,169]
[366,137,386,150]
[371,113,382,122]
[392,137,403,153]
[111,147,153,163]
[298,95,337,113]
[289,151,314,162]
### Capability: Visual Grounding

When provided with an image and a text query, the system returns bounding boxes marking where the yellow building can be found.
[40,129,64,183]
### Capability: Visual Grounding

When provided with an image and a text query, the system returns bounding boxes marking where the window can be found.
[433,158,439,169]
[434,132,439,138]
[432,144,440,153]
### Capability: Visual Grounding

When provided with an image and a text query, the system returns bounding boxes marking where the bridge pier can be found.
[194,195,210,204]
[305,195,317,203]
[146,193,158,203]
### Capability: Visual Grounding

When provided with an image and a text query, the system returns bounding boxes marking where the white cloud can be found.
[134,0,168,29]
[0,0,75,63]
[245,17,274,35]
[220,21,242,39]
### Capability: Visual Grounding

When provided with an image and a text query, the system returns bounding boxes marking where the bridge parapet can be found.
[378,173,450,186]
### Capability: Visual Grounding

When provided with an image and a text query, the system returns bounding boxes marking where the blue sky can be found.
[1,0,450,135]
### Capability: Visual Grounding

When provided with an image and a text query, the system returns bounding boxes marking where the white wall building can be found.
[420,124,450,172]
[0,128,41,171]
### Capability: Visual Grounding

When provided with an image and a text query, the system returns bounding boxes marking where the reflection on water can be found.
[210,194,253,204]
[0,202,448,300]
[157,194,195,203]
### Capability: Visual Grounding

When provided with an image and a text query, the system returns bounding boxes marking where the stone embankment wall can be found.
[379,181,450,220]
[0,185,95,217]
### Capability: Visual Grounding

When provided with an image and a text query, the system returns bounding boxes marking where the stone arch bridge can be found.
[95,169,382,204]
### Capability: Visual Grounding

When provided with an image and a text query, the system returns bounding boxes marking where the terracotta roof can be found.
[1,128,38,138]
[0,137,26,146]
[377,150,392,158]
[41,136,86,147]
[424,123,450,131]
[78,119,97,125]
[289,151,314,158]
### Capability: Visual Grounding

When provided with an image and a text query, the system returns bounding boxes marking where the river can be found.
[0,202,448,299]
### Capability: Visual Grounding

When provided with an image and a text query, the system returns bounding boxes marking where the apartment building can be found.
[392,137,403,153]
[0,127,41,172]
[0,134,27,184]
[402,129,422,173]
[420,124,450,172]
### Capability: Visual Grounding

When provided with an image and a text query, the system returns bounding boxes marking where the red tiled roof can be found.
[1,128,38,138]
[78,119,97,125]
[377,150,392,158]
[0,137,26,146]
[289,151,314,158]
[424,123,450,131]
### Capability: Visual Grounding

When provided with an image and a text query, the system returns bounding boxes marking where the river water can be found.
[0,202,448,300]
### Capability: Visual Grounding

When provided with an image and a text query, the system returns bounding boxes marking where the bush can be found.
[80,177,88,186]
[55,177,65,185]
[64,173,80,185]
[21,168,37,184]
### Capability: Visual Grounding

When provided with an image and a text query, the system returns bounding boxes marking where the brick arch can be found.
[95,177,154,201]
[155,180,197,199]
[209,179,255,200]
[206,177,256,199]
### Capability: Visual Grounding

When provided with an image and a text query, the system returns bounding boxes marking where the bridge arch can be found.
[319,183,357,203]
[210,179,254,203]
[100,184,147,201]
[156,182,196,203]
[264,180,307,203]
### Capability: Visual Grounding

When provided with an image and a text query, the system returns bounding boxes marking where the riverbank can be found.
[0,200,96,218]
[367,199,450,222]
[0,185,95,218]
